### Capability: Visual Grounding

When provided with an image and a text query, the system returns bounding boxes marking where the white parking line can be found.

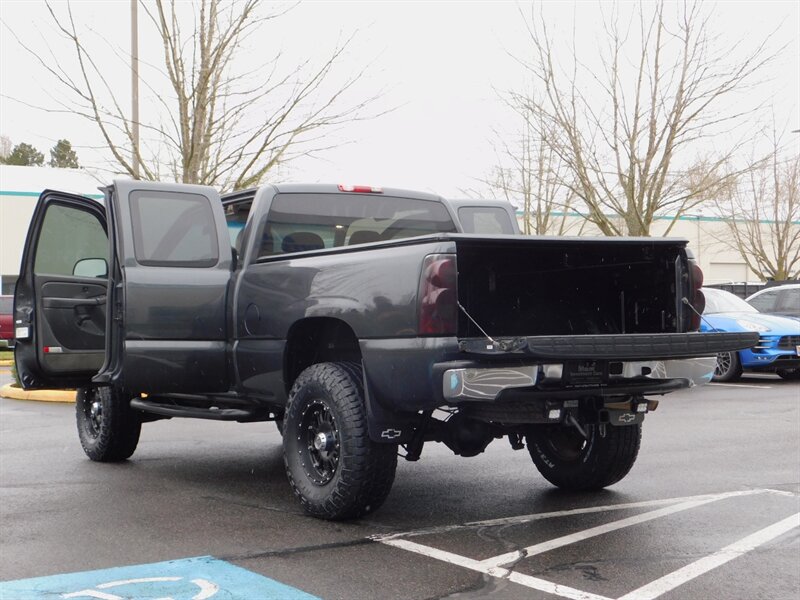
[618,512,800,600]
[379,489,798,600]
[479,497,726,569]
[382,539,613,600]
[708,382,773,389]
[373,489,775,542]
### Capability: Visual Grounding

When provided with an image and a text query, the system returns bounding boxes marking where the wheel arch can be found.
[283,317,361,393]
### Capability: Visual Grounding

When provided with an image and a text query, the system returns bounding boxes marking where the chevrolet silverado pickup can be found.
[13,181,756,519]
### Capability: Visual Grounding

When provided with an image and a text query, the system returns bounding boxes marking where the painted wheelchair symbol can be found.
[62,576,218,600]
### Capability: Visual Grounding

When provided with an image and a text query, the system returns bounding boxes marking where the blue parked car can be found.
[701,287,800,381]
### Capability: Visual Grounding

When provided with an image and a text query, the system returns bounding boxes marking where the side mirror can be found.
[73,258,108,278]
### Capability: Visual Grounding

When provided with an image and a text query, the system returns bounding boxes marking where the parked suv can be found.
[747,284,800,320]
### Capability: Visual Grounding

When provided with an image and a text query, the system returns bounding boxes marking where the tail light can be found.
[688,259,705,331]
[418,254,457,335]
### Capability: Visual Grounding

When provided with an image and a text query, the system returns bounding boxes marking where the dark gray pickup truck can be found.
[13,181,756,519]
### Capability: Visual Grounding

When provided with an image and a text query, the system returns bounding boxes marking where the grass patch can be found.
[0,349,13,361]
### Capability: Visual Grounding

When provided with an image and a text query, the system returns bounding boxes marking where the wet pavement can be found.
[1,371,798,599]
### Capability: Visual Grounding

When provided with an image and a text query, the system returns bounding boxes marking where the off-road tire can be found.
[76,386,141,462]
[776,368,800,380]
[713,351,742,382]
[527,423,641,491]
[283,362,398,520]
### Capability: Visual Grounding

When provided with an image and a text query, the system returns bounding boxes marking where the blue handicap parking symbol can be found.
[0,556,319,600]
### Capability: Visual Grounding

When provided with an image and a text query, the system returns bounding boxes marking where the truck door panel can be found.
[14,193,109,388]
[110,181,231,394]
[35,277,107,374]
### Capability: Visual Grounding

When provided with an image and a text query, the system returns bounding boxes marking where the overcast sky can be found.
[0,1,797,197]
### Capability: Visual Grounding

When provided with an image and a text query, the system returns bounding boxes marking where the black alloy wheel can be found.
[282,362,398,520]
[299,400,340,485]
[76,386,141,462]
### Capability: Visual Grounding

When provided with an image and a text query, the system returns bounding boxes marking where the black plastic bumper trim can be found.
[459,332,758,360]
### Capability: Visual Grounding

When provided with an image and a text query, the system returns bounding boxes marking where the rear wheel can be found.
[713,351,742,382]
[527,423,641,491]
[76,386,141,462]
[776,368,800,380]
[283,362,397,520]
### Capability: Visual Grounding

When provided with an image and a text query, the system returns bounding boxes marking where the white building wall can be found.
[0,165,105,293]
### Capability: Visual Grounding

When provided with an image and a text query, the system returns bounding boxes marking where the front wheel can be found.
[527,423,641,491]
[76,386,141,462]
[283,362,398,520]
[713,351,742,382]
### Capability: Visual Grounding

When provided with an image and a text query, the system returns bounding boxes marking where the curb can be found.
[0,360,13,367]
[0,383,76,403]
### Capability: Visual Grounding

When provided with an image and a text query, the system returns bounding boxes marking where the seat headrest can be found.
[348,230,381,245]
[281,232,325,253]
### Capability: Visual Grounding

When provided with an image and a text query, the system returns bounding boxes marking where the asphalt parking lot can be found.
[1,368,798,600]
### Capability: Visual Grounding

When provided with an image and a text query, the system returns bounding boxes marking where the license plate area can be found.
[564,360,607,386]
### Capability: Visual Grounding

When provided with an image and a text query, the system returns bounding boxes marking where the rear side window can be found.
[34,204,107,276]
[260,193,457,258]
[129,191,219,267]
[0,297,12,313]
[458,207,516,234]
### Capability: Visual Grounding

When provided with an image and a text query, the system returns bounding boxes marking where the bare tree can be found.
[9,0,381,189]
[513,1,778,236]
[486,98,577,235]
[715,132,800,281]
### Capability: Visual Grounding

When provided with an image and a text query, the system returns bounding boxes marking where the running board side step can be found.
[130,398,263,422]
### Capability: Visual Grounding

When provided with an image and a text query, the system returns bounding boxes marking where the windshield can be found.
[703,288,759,314]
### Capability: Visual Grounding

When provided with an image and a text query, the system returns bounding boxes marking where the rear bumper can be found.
[360,332,744,412]
[441,357,716,402]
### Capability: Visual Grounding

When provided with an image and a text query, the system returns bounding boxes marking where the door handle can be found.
[43,296,107,308]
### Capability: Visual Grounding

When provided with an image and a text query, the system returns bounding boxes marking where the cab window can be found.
[458,207,515,234]
[129,191,219,267]
[259,193,457,258]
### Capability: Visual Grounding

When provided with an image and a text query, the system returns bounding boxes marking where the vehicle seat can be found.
[281,232,325,253]
[234,228,245,255]
[348,230,381,245]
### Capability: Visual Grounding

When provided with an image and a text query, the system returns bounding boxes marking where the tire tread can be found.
[283,361,397,520]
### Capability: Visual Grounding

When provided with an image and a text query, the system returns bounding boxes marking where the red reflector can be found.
[43,346,50,353]
[338,184,383,193]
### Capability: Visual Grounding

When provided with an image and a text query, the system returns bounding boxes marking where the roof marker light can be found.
[338,184,383,193]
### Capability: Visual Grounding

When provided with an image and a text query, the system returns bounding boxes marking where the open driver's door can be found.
[14,191,110,389]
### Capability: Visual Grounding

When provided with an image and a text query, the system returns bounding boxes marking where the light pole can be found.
[131,0,140,179]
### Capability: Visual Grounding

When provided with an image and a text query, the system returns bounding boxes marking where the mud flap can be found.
[362,368,419,444]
